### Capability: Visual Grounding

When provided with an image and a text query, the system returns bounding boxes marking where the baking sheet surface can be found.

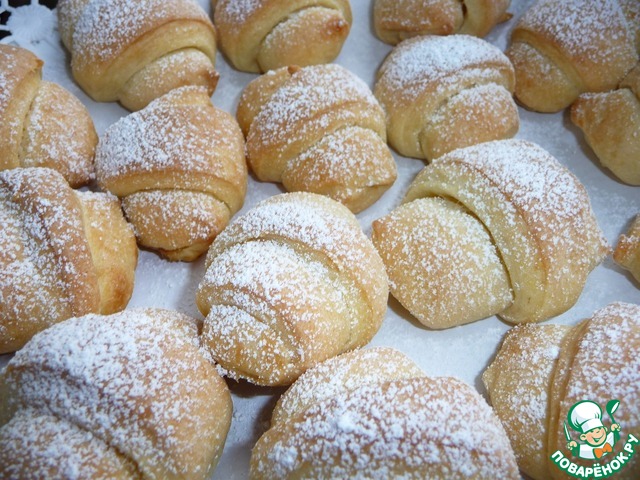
[1,1,639,478]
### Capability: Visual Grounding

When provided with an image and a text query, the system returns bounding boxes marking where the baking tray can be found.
[1,0,639,478]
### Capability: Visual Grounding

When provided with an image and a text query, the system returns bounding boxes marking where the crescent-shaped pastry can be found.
[571,64,640,185]
[614,215,640,285]
[506,0,639,112]
[0,167,137,353]
[0,44,96,187]
[374,34,518,161]
[483,302,640,479]
[251,347,520,478]
[238,64,396,213]
[0,308,233,479]
[57,0,218,111]
[213,0,352,73]
[196,192,388,386]
[374,0,511,45]
[95,86,247,262]
[372,139,608,328]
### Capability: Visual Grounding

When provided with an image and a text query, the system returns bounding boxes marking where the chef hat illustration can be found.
[568,400,604,433]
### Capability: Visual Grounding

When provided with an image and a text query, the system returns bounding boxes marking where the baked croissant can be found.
[213,0,352,73]
[507,0,639,113]
[251,347,520,479]
[57,0,218,111]
[483,302,640,480]
[0,44,96,187]
[196,192,389,386]
[571,64,640,185]
[372,139,609,328]
[374,34,519,161]
[237,64,397,213]
[95,86,247,262]
[0,308,233,480]
[614,215,640,285]
[0,168,137,354]
[374,0,511,45]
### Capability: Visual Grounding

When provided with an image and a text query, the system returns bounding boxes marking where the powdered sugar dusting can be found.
[374,197,512,327]
[206,194,387,313]
[71,0,209,67]
[252,376,519,478]
[566,303,640,407]
[198,193,388,384]
[1,308,229,478]
[248,64,382,158]
[272,347,425,426]
[0,168,97,351]
[216,0,262,24]
[516,0,637,77]
[376,34,512,103]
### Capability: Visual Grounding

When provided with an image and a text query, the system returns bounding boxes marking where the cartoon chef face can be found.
[581,426,609,447]
[568,400,607,440]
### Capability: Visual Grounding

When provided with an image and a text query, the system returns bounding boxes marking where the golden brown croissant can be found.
[0,308,233,480]
[196,192,389,386]
[374,0,511,45]
[57,0,218,111]
[0,44,96,187]
[571,64,640,185]
[507,0,639,113]
[374,34,518,161]
[237,64,397,213]
[483,302,640,480]
[0,167,137,354]
[213,0,352,73]
[372,139,609,328]
[251,347,520,479]
[96,86,247,262]
[614,215,640,285]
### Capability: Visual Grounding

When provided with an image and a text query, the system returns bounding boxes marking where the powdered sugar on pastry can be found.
[1,308,232,479]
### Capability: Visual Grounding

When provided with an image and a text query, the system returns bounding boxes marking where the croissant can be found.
[373,0,511,45]
[213,0,352,73]
[95,86,247,262]
[0,308,233,480]
[251,347,520,479]
[0,168,137,354]
[507,0,639,113]
[483,302,640,480]
[57,0,218,111]
[0,44,96,187]
[571,64,640,185]
[614,215,640,285]
[374,34,518,161]
[196,192,389,386]
[237,64,397,213]
[372,139,609,328]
